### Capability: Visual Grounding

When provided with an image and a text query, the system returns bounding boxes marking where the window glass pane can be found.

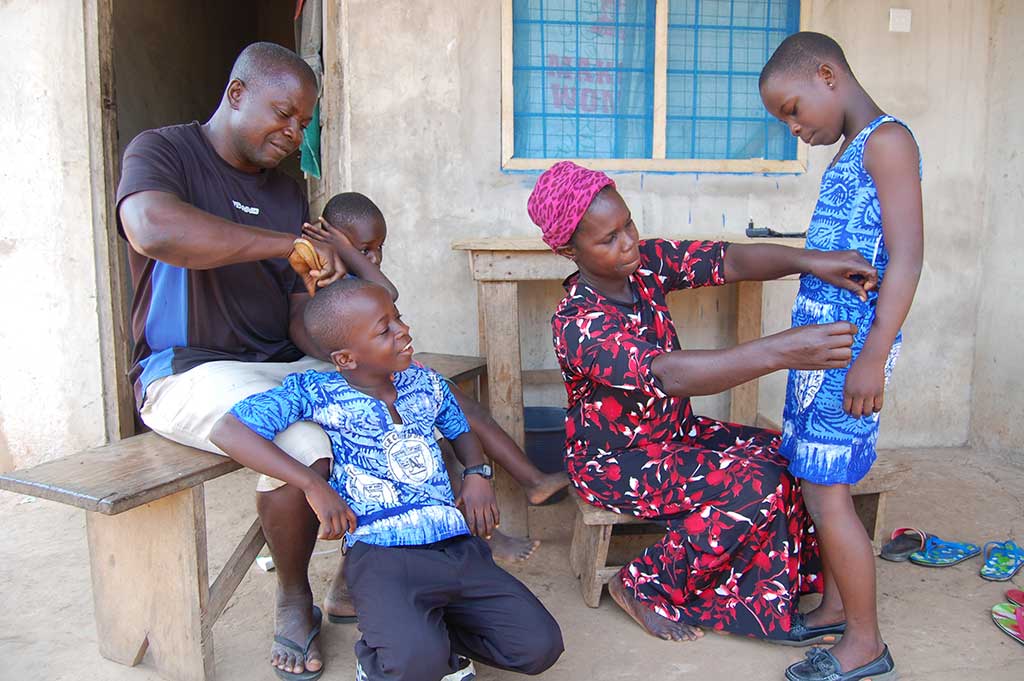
[513,0,656,159]
[666,0,800,160]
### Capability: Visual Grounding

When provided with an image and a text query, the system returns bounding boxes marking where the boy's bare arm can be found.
[303,218,400,301]
[210,414,355,538]
[449,430,499,538]
[844,124,923,417]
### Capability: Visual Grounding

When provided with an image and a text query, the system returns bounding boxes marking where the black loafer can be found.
[785,645,897,681]
[773,613,846,647]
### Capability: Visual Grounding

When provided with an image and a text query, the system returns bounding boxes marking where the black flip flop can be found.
[880,526,929,562]
[273,605,324,681]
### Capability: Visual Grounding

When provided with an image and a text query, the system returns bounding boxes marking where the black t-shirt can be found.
[116,122,308,406]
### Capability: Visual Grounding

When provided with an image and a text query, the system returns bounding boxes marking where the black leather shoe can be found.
[785,645,897,681]
[773,613,846,647]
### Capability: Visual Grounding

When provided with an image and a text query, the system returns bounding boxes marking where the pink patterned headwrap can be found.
[527,161,615,250]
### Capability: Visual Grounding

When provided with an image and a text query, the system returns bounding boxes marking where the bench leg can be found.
[852,491,887,555]
[86,486,214,681]
[575,521,613,608]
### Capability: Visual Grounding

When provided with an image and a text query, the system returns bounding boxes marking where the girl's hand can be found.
[807,250,878,302]
[456,475,500,538]
[843,354,886,418]
[304,478,358,540]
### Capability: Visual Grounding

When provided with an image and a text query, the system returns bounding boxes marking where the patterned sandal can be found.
[880,526,929,562]
[908,536,981,567]
[980,541,1024,581]
[991,602,1024,647]
[1007,589,1024,607]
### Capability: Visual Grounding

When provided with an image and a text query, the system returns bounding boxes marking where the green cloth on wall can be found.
[300,101,321,179]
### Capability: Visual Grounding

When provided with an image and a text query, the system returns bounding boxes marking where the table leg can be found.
[86,486,214,681]
[731,280,764,425]
[478,280,529,536]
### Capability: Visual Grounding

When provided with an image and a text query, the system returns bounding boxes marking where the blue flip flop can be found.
[274,605,324,681]
[908,536,981,567]
[980,541,1024,581]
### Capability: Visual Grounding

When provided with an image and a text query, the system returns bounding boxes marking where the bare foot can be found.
[608,576,703,642]
[487,530,540,562]
[271,593,322,675]
[324,556,357,622]
[525,471,571,505]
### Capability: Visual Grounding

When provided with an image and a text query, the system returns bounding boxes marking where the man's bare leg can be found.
[258,458,330,674]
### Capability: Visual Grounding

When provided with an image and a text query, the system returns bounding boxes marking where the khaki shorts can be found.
[140,356,335,492]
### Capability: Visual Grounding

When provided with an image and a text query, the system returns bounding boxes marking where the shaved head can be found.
[228,42,317,95]
[303,278,387,352]
[759,32,852,89]
[322,193,385,232]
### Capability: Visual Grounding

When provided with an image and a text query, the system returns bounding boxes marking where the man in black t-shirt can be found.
[117,43,339,678]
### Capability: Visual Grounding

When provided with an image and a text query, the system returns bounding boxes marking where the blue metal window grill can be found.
[512,0,657,159]
[666,0,800,160]
[511,0,800,162]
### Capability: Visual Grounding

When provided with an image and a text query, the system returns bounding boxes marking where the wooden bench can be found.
[0,353,487,681]
[569,456,911,607]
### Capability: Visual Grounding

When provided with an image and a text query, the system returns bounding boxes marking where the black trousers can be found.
[344,535,564,681]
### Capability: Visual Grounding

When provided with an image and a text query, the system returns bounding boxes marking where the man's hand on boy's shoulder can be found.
[303,478,358,540]
[456,475,500,539]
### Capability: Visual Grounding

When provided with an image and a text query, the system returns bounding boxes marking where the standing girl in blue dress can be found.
[760,32,924,681]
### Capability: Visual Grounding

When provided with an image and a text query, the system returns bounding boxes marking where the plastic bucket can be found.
[524,406,568,505]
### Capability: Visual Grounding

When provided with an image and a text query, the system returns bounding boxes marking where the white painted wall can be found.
[0,1,106,470]
[971,0,1024,452]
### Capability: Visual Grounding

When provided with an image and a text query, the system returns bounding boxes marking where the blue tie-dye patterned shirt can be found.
[230,365,471,547]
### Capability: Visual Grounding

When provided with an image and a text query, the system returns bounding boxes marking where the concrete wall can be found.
[0,1,106,470]
[971,0,1024,452]
[340,0,993,446]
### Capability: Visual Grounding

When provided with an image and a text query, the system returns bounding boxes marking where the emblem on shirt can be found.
[344,465,399,506]
[232,200,260,215]
[382,430,435,485]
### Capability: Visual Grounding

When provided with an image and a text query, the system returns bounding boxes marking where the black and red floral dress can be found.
[552,238,822,639]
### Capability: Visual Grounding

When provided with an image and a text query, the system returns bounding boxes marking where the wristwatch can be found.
[461,463,494,480]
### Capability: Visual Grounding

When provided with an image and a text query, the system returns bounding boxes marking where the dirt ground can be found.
[2,446,1021,681]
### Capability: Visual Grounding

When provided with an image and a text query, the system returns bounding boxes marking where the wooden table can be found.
[453,236,801,536]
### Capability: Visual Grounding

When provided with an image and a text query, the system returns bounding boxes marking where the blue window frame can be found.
[509,0,801,167]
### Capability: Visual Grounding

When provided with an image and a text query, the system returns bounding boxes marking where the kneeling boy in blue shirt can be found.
[211,278,563,681]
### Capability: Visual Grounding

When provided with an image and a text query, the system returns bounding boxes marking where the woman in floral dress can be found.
[528,162,877,644]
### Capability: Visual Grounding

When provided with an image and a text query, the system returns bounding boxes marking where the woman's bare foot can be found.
[525,471,570,505]
[271,592,323,674]
[487,530,541,562]
[324,557,357,621]
[608,577,703,642]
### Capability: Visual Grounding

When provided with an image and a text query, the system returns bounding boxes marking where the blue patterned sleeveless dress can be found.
[780,114,920,485]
